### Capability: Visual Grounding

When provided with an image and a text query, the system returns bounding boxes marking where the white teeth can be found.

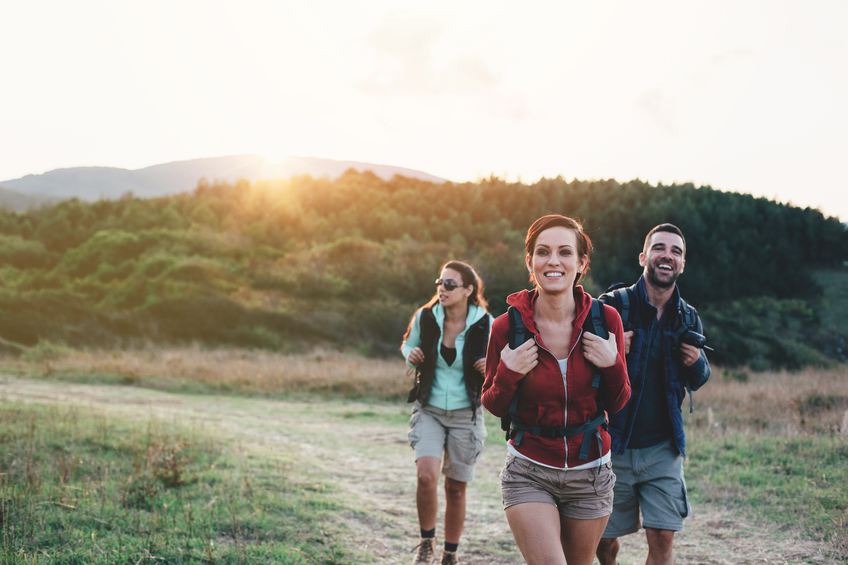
[658,264,672,271]
[545,272,564,277]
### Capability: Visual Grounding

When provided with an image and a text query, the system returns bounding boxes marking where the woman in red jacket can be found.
[482,215,631,565]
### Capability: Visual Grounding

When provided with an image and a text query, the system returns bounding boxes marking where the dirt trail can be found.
[0,377,835,565]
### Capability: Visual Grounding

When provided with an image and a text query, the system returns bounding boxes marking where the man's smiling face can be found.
[640,231,685,289]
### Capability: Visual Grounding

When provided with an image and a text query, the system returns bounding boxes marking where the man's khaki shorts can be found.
[603,439,691,537]
[407,402,487,483]
[500,453,616,520]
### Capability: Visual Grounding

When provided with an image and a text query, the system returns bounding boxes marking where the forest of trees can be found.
[0,171,846,369]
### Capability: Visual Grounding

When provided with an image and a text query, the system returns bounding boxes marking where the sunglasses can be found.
[435,279,465,291]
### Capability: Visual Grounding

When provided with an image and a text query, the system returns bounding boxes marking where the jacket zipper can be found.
[534,328,582,467]
[561,329,583,466]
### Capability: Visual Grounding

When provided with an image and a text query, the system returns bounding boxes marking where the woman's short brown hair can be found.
[525,215,593,286]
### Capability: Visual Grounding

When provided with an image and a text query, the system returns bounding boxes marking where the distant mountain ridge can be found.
[0,186,62,211]
[0,155,447,207]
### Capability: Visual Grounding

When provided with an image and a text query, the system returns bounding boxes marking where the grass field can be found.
[1,348,847,561]
[683,366,848,559]
[0,401,360,564]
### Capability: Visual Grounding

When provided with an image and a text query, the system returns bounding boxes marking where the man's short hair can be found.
[643,223,686,254]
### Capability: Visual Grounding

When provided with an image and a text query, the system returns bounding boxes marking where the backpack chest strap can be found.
[510,412,608,460]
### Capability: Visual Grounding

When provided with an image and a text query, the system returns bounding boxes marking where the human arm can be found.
[599,291,634,353]
[481,314,537,417]
[400,310,424,367]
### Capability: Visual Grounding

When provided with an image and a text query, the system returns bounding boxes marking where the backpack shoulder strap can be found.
[504,306,531,441]
[583,298,609,339]
[617,288,636,331]
[582,298,610,389]
[673,297,700,414]
[508,306,528,350]
[601,286,636,332]
[669,297,696,343]
[678,298,696,329]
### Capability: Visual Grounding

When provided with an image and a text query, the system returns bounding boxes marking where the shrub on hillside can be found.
[0,234,55,269]
[702,296,837,369]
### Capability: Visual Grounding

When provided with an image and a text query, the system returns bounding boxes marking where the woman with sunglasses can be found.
[401,260,493,565]
[482,215,631,565]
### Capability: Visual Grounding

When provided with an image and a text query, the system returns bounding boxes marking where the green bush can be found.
[702,295,841,369]
[22,339,71,362]
[0,234,54,269]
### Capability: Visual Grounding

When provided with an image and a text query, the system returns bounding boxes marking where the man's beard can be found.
[646,263,680,289]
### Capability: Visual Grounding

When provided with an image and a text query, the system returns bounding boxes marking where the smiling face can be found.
[437,267,474,308]
[640,231,686,289]
[526,226,588,295]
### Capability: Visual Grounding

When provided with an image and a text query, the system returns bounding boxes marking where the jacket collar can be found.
[431,302,487,328]
[505,286,593,338]
[634,275,681,324]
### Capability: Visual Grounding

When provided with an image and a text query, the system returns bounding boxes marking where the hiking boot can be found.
[411,537,437,565]
[440,549,459,565]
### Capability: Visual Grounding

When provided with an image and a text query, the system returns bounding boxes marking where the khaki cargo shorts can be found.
[407,402,487,483]
[500,453,616,520]
[603,439,691,537]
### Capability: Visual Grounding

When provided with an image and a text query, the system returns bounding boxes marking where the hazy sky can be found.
[2,1,847,219]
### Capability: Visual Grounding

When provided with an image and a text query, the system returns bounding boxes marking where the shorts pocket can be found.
[456,427,485,465]
[679,481,691,519]
[470,424,487,464]
[593,462,616,496]
[407,410,422,449]
[499,455,518,481]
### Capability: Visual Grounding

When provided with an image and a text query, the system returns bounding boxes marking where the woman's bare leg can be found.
[560,514,610,565]
[443,477,467,544]
[416,457,441,530]
[504,502,567,565]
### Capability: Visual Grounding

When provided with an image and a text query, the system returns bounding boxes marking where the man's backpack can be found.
[600,283,696,341]
[600,283,699,412]
[500,299,610,461]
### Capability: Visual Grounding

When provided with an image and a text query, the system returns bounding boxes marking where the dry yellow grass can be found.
[689,365,848,434]
[2,346,413,400]
[3,344,847,432]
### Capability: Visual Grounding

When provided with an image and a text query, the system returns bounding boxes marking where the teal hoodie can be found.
[401,303,492,411]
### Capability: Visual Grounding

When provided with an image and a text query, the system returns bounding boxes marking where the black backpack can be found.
[600,283,698,412]
[600,283,696,339]
[500,299,610,461]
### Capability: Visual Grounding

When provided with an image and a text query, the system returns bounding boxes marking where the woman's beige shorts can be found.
[407,402,487,483]
[500,453,616,520]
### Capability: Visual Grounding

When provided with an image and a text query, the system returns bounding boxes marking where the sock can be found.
[444,542,458,553]
[420,528,436,539]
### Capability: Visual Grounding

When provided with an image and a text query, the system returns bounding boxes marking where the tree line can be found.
[0,171,845,369]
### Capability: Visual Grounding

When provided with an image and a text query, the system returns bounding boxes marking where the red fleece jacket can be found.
[482,287,631,468]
